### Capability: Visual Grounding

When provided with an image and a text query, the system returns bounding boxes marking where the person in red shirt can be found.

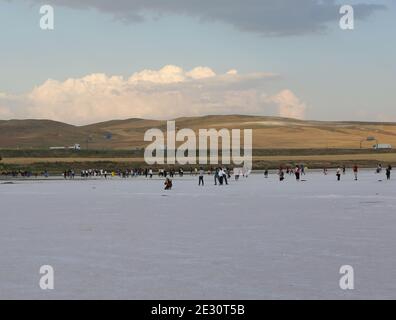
[353,165,358,181]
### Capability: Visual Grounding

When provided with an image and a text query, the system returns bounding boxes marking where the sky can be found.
[0,0,395,125]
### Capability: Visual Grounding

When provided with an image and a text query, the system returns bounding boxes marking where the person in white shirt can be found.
[336,167,341,181]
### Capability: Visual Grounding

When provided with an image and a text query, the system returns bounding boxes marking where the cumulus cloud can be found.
[20,0,386,36]
[0,65,307,124]
[267,90,307,119]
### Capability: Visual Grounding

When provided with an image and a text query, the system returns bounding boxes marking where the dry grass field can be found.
[1,115,396,149]
[1,115,396,171]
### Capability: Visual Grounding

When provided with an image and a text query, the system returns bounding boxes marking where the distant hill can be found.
[1,115,396,149]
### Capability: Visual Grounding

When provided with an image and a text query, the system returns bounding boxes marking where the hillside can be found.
[1,115,396,149]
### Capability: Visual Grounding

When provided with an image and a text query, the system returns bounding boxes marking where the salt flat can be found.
[1,170,396,299]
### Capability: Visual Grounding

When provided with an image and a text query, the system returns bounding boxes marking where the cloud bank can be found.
[21,0,386,36]
[0,65,307,124]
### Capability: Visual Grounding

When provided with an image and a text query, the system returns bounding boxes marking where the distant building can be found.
[50,144,81,150]
[373,144,392,150]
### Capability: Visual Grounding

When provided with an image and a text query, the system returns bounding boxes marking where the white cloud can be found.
[267,89,307,120]
[186,67,216,80]
[128,65,187,84]
[0,65,307,124]
[226,69,238,75]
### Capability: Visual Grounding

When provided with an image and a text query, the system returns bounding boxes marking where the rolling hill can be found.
[1,115,396,149]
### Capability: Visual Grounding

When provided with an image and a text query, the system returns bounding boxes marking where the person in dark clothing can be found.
[279,169,285,181]
[164,178,173,190]
[198,168,204,186]
[223,168,229,185]
[386,165,392,180]
[214,168,219,185]
[295,165,301,181]
[264,170,269,178]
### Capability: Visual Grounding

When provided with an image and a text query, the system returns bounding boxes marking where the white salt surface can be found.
[1,170,396,299]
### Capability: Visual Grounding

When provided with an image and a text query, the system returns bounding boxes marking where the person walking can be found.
[386,165,392,180]
[214,168,219,185]
[336,167,341,181]
[198,167,204,186]
[295,165,301,181]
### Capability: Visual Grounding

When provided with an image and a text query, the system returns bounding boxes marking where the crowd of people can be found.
[162,167,233,190]
[63,168,154,179]
[275,163,392,182]
[0,170,49,178]
[277,164,306,182]
[1,164,393,192]
[38,166,238,191]
[163,163,393,190]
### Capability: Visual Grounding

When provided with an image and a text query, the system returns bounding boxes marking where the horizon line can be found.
[1,114,396,127]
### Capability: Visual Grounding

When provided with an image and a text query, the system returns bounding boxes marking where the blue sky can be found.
[0,0,395,124]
